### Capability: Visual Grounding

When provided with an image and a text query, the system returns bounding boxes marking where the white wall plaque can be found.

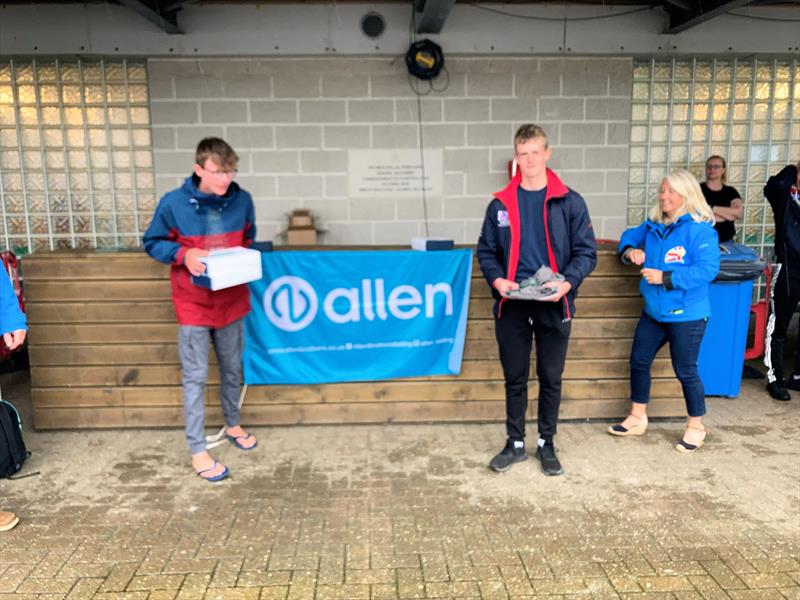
[349,149,443,199]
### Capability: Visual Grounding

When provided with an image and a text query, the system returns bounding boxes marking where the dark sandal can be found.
[196,461,229,481]
[227,432,258,451]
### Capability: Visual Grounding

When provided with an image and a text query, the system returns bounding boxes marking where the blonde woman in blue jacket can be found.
[610,170,720,452]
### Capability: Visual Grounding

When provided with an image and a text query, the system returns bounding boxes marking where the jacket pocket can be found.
[661,288,686,318]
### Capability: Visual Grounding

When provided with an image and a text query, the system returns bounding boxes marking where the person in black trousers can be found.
[477,124,596,476]
[764,161,800,401]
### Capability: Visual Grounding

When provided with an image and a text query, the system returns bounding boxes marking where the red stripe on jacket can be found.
[493,169,571,319]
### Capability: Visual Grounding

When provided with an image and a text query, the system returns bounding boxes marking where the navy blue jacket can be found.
[619,214,720,322]
[765,164,800,278]
[477,169,597,320]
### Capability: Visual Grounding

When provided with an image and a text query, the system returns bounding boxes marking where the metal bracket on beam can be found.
[117,0,184,34]
[665,0,754,33]
[415,0,457,34]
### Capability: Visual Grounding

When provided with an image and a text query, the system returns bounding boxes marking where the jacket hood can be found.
[181,175,240,204]
[494,168,570,207]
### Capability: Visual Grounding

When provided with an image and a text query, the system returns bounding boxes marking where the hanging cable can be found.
[407,1,439,237]
[416,89,430,237]
[462,3,653,22]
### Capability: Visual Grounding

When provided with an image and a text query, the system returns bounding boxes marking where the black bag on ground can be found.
[0,399,28,478]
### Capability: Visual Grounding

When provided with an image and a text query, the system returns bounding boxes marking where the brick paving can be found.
[0,372,798,599]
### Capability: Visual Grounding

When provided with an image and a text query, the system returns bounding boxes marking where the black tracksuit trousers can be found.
[495,299,571,441]
[765,264,800,383]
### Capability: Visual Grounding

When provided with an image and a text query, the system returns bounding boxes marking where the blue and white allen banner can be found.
[244,249,473,384]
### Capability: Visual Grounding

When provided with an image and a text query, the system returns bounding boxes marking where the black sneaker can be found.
[489,440,527,472]
[535,443,564,476]
[786,376,800,391]
[767,380,791,401]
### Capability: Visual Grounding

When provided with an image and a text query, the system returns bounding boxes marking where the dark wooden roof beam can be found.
[663,0,693,12]
[116,0,183,34]
[665,0,755,33]
[159,0,193,13]
[415,0,457,33]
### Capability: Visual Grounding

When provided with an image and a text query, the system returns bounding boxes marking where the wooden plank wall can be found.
[23,247,684,430]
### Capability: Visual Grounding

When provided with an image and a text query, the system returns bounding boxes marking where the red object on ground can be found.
[744,263,771,360]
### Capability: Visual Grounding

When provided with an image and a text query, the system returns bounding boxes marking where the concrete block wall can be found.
[149,57,632,244]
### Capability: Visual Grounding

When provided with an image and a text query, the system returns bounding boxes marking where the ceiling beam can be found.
[116,0,183,34]
[665,0,755,33]
[415,0,457,33]
[159,0,194,13]
[662,0,693,12]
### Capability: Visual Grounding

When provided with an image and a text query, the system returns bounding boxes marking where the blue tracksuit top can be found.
[0,268,26,335]
[618,213,720,322]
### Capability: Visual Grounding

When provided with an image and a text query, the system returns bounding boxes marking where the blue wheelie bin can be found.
[697,241,766,397]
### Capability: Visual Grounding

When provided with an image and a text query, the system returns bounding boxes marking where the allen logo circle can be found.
[263,276,318,331]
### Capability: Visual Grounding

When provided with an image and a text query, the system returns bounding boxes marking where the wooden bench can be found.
[23,246,682,429]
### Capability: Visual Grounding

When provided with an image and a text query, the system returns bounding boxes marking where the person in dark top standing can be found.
[477,124,597,476]
[764,161,800,401]
[700,155,743,243]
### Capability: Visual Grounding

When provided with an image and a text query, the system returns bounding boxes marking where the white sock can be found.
[537,437,546,448]
[513,440,524,449]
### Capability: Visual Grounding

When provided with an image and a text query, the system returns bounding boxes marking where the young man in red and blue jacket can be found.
[143,137,257,482]
[477,124,596,476]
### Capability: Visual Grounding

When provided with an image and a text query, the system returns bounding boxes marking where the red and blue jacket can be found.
[477,169,597,320]
[143,175,256,328]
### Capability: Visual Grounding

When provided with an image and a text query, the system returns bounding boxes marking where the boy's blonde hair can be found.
[649,169,715,225]
[513,124,549,149]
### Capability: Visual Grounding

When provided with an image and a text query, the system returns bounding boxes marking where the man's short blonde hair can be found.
[514,124,549,149]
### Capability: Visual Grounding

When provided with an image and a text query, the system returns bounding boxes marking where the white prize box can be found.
[191,246,262,291]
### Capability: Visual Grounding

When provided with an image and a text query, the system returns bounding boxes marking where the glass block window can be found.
[0,58,155,253]
[628,58,799,261]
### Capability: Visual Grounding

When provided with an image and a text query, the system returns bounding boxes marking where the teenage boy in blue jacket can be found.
[477,124,597,476]
[143,137,257,482]
[0,266,26,531]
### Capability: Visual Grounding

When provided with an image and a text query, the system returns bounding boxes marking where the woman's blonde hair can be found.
[649,169,715,225]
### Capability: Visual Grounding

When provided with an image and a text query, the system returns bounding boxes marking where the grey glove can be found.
[505,265,565,301]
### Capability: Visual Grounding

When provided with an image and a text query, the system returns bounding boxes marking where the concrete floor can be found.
[0,371,798,599]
